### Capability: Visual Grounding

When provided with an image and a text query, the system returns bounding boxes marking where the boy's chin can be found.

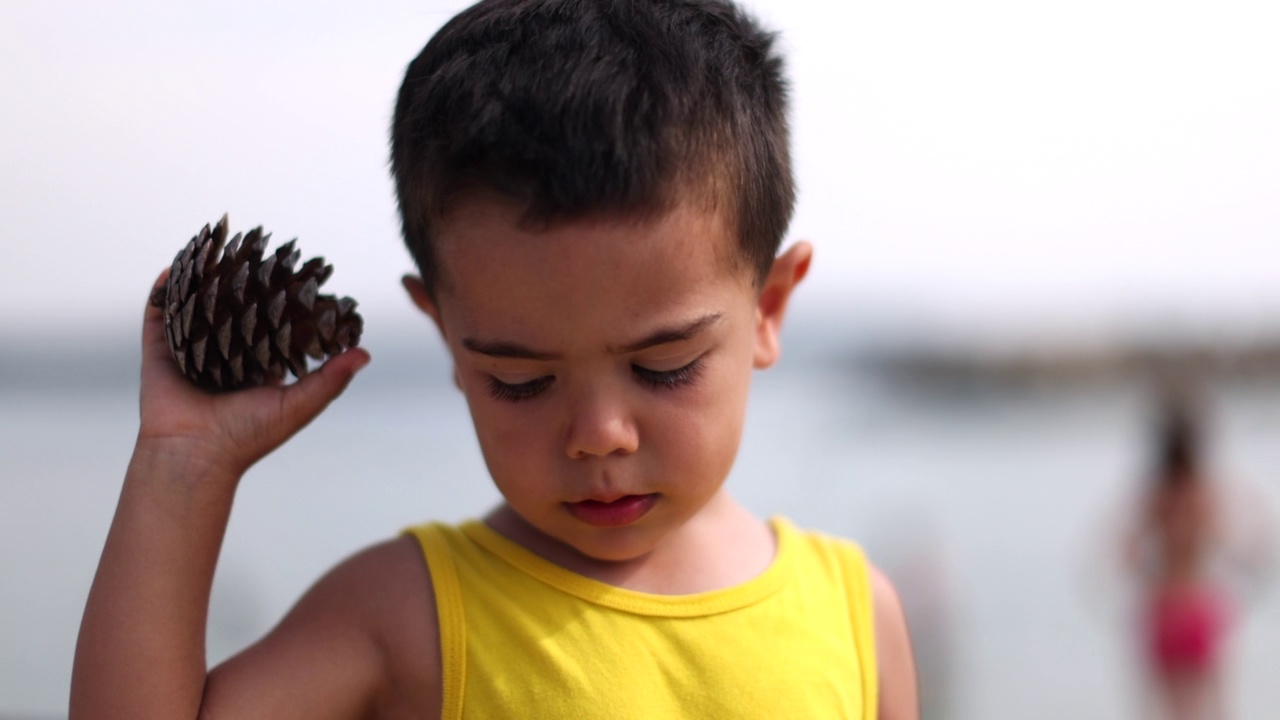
[564,534,660,564]
[542,520,668,566]
[490,503,667,566]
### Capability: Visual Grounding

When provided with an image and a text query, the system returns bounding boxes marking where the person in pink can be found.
[1122,388,1270,719]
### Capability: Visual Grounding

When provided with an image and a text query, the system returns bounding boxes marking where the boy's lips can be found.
[565,494,658,528]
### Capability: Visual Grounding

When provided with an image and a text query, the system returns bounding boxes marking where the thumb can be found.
[279,347,371,429]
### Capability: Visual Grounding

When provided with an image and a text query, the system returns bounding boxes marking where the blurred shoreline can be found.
[9,318,1280,393]
[855,331,1280,388]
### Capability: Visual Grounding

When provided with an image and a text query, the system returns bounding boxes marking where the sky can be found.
[2,0,1279,349]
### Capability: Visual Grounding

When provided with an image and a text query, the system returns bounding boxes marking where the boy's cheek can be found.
[650,386,746,451]
[470,402,557,461]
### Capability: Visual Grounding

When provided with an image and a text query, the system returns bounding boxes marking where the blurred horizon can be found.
[10,314,1280,415]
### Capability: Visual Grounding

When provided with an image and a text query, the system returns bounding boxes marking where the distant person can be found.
[70,1,918,719]
[1123,387,1272,720]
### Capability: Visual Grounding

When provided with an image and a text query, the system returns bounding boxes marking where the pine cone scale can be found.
[259,254,277,287]
[231,262,250,303]
[317,308,336,343]
[220,234,242,270]
[192,336,208,375]
[241,304,258,346]
[276,323,292,358]
[202,278,219,325]
[297,278,319,311]
[181,295,197,340]
[216,317,233,361]
[268,290,287,328]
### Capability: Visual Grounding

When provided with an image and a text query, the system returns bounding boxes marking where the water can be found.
[4,339,1280,718]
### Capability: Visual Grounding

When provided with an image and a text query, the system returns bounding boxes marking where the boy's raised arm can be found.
[70,270,371,720]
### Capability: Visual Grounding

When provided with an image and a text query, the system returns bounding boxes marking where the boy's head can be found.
[390,0,795,298]
[391,0,810,564]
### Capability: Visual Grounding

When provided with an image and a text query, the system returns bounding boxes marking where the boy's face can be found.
[408,196,807,563]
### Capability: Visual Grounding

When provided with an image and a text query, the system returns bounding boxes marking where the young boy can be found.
[71,0,918,718]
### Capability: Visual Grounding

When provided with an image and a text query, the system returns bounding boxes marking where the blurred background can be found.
[3,0,1280,717]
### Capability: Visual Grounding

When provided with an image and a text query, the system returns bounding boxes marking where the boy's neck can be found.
[484,492,776,595]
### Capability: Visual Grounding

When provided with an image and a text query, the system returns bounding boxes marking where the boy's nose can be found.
[564,392,639,459]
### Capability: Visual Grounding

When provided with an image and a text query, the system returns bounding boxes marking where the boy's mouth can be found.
[565,494,658,528]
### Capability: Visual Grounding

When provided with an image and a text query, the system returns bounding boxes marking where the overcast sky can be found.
[3,0,1279,347]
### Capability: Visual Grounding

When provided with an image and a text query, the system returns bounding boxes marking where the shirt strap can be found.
[404,523,467,720]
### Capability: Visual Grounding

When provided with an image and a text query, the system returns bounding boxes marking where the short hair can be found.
[390,0,794,297]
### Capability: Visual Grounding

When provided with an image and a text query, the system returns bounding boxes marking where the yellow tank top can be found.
[404,517,877,719]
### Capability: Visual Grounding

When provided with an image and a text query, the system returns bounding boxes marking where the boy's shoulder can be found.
[783,521,919,719]
[314,536,442,697]
[204,536,442,720]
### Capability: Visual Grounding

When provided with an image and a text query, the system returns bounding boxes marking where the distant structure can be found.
[857,332,1280,387]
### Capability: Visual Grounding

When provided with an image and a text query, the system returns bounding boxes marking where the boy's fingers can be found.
[150,267,171,293]
[278,348,371,428]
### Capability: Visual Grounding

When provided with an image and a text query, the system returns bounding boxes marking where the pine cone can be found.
[149,215,363,391]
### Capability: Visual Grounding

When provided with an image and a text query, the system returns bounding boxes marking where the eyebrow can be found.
[611,313,724,354]
[461,338,557,361]
[461,312,724,360]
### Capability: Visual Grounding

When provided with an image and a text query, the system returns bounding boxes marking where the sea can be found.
[4,328,1280,719]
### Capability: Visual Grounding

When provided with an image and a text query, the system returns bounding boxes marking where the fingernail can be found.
[352,348,372,372]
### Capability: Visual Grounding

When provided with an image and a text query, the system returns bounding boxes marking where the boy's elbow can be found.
[870,564,920,720]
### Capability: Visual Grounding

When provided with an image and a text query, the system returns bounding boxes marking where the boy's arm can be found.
[870,564,919,720]
[201,535,441,720]
[70,271,374,720]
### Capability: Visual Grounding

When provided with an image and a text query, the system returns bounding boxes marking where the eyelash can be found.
[632,357,704,390]
[485,357,705,402]
[486,375,553,403]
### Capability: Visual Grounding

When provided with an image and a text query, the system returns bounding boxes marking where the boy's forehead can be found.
[432,194,752,297]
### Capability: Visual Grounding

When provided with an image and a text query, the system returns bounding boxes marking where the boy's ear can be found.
[753,241,812,369]
[403,274,463,389]
[402,275,445,337]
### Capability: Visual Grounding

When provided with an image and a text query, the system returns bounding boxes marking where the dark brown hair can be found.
[390,0,794,297]
[1153,386,1202,487]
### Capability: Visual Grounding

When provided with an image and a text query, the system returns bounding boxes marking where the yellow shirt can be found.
[404,517,877,719]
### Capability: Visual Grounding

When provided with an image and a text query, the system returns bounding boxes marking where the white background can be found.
[3,0,1279,344]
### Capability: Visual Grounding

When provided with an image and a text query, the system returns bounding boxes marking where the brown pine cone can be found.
[150,215,363,391]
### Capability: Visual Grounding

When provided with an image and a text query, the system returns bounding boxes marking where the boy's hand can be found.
[137,269,370,478]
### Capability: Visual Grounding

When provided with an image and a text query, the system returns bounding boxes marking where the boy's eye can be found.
[485,357,704,401]
[632,357,704,390]
[486,375,553,402]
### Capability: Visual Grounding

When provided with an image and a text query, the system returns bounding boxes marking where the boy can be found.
[71,0,918,717]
